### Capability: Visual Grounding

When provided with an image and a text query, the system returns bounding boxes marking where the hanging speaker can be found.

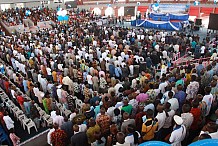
[195,18,202,25]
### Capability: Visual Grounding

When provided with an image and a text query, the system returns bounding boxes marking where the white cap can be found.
[173,115,183,125]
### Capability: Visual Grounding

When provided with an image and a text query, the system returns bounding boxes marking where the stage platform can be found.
[131,19,183,31]
[131,13,189,31]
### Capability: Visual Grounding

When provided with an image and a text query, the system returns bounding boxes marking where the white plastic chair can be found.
[1,93,8,99]
[14,110,23,119]
[62,108,71,117]
[22,117,30,130]
[11,107,19,116]
[56,102,62,109]
[7,101,15,113]
[34,103,39,108]
[1,96,9,103]
[37,107,42,112]
[18,114,26,125]
[23,119,38,134]
[42,114,53,126]
[39,110,46,117]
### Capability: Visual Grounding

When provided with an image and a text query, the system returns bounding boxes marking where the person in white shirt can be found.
[57,63,63,71]
[56,85,62,103]
[46,67,52,78]
[167,91,179,111]
[169,115,186,146]
[86,72,93,88]
[3,112,14,130]
[163,102,175,129]
[114,58,120,67]
[159,78,168,93]
[47,127,55,146]
[199,122,218,139]
[40,76,48,93]
[10,86,17,99]
[202,86,214,116]
[200,46,205,56]
[181,104,193,131]
[155,104,167,141]
[162,103,175,137]
[125,124,141,146]
[129,65,134,76]
[52,110,64,127]
[50,110,57,120]
[115,132,129,146]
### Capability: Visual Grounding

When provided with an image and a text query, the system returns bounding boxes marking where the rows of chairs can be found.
[34,103,53,127]
[0,88,38,134]
[0,58,85,123]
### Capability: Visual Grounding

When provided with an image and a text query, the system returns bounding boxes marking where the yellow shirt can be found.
[52,71,57,82]
[86,124,100,144]
[142,118,158,141]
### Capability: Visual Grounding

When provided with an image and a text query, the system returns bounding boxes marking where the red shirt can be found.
[17,96,24,106]
[135,111,146,131]
[4,81,9,94]
[51,129,67,146]
[190,107,201,130]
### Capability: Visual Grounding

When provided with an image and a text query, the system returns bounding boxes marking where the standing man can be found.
[50,123,67,146]
[169,115,186,146]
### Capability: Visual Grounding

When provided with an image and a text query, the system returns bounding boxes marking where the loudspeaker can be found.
[195,19,202,25]
[208,13,218,30]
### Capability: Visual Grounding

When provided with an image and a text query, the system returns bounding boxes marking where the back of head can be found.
[168,91,173,98]
[205,86,211,94]
[182,104,191,113]
[199,134,212,140]
[156,103,164,113]
[192,99,199,108]
[146,109,154,118]
[53,123,59,130]
[123,112,129,120]
[116,132,125,144]
[73,124,79,132]
[177,84,183,91]
[165,102,171,110]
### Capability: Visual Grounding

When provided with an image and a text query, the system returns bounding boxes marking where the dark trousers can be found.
[187,129,200,144]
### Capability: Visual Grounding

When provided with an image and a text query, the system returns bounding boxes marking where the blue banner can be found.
[152,4,189,13]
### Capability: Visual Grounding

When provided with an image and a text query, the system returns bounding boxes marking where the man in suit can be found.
[71,124,90,146]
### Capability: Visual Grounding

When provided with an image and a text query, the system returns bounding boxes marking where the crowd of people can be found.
[0,6,217,146]
[0,7,59,27]
[0,8,24,26]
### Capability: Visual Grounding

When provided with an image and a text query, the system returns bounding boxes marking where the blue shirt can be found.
[174,91,186,111]
[196,64,204,76]
[109,64,115,76]
[115,67,122,77]
[23,80,28,92]
[94,105,100,119]
[191,41,197,48]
